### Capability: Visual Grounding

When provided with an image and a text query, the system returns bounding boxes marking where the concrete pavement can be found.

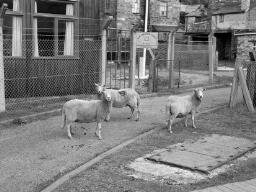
[192,178,256,192]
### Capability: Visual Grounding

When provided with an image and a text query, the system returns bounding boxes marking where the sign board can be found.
[136,32,158,49]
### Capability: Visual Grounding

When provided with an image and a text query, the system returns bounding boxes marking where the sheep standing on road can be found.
[62,89,112,140]
[95,84,140,121]
[166,88,205,134]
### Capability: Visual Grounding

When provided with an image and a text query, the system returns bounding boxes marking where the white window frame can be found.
[219,14,224,23]
[4,0,23,57]
[33,0,78,58]
[132,0,140,14]
[159,1,168,17]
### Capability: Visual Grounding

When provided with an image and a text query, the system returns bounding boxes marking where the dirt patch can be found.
[54,103,256,192]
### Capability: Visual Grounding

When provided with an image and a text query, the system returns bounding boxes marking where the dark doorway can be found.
[215,32,232,60]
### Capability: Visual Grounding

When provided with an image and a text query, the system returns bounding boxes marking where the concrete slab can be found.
[147,134,256,174]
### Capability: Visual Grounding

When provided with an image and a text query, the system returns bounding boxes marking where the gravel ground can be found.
[55,103,256,192]
[0,87,242,192]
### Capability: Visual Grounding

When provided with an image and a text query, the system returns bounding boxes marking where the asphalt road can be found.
[0,87,242,192]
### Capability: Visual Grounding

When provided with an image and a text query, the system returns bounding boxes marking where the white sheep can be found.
[95,83,140,121]
[166,88,205,134]
[62,89,112,140]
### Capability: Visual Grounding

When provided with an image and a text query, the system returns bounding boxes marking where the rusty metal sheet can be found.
[147,134,256,174]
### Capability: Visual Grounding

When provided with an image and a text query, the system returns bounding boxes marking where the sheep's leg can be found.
[95,122,102,140]
[167,115,176,134]
[67,124,72,139]
[135,108,140,121]
[128,105,135,119]
[105,103,112,121]
[184,115,189,127]
[105,113,111,121]
[191,111,197,128]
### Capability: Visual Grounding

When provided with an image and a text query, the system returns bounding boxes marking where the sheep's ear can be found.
[203,88,206,91]
[118,90,127,96]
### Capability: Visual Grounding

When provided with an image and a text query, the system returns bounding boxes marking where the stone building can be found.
[185,0,256,64]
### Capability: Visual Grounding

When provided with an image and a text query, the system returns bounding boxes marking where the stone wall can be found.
[247,6,256,29]
[150,0,180,26]
[236,33,256,64]
[116,0,145,31]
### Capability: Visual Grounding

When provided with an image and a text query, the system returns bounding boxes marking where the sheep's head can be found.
[95,83,105,94]
[102,90,112,102]
[194,88,206,101]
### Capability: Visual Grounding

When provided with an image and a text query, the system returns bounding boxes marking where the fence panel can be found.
[105,29,130,89]
[4,37,102,112]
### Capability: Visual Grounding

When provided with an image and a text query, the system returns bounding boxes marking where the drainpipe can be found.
[139,0,149,79]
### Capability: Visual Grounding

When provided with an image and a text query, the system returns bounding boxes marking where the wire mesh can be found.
[3,17,103,112]
[246,52,256,106]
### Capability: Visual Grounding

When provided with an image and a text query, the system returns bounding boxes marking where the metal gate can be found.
[105,28,131,89]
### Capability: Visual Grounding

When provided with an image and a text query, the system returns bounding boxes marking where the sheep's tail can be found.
[62,108,66,129]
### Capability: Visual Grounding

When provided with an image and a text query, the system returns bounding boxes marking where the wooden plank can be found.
[229,61,239,107]
[238,67,255,112]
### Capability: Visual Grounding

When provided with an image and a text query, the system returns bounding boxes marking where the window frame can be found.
[219,14,224,23]
[4,0,24,58]
[32,0,79,59]
[132,0,140,14]
[159,1,168,17]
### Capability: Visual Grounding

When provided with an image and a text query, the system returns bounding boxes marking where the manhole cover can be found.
[147,134,256,174]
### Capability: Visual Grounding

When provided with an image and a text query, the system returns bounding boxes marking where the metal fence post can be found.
[208,33,215,83]
[129,31,136,89]
[168,31,175,89]
[101,29,107,85]
[0,4,7,113]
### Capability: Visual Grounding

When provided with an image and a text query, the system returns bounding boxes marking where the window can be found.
[219,14,224,23]
[159,2,168,17]
[33,0,77,57]
[3,0,23,57]
[105,0,110,10]
[132,0,140,14]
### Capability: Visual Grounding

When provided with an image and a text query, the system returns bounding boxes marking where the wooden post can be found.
[238,67,255,112]
[147,48,156,92]
[208,33,214,83]
[167,31,175,89]
[229,61,240,108]
[0,4,7,113]
[129,31,136,89]
[101,29,107,85]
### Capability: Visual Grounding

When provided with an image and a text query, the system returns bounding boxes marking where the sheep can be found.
[62,89,112,140]
[95,83,140,121]
[166,88,205,134]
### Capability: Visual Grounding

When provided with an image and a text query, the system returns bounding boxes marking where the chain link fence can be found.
[3,17,103,113]
[246,52,256,106]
